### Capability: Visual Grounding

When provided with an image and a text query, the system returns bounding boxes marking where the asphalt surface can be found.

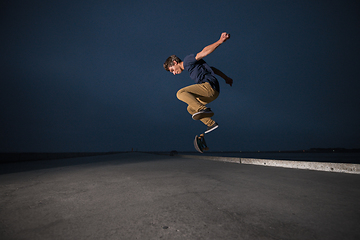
[1,152,360,240]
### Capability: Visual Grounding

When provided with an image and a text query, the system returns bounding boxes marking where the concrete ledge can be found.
[178,155,360,174]
[241,158,360,174]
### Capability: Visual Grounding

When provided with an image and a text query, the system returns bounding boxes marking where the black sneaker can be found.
[192,108,214,120]
[205,122,219,134]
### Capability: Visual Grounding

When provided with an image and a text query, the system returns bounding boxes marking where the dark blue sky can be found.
[1,0,359,152]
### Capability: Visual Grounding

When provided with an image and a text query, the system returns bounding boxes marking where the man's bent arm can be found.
[211,67,233,86]
[195,32,230,61]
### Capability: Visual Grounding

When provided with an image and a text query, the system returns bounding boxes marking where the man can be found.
[163,32,233,134]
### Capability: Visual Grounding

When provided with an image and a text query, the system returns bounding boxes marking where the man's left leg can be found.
[187,106,215,126]
[187,105,219,133]
[184,84,219,133]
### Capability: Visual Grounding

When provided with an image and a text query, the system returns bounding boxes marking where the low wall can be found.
[178,155,360,174]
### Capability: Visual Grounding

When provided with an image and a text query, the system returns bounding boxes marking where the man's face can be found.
[168,61,183,75]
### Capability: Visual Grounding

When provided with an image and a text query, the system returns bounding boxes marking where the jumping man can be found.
[163,32,233,134]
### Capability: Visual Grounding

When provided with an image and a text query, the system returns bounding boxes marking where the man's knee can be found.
[176,88,184,100]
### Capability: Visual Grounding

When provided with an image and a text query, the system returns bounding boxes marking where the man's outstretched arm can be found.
[211,67,233,87]
[195,32,230,61]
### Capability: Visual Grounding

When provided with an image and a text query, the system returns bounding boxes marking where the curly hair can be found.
[163,55,182,71]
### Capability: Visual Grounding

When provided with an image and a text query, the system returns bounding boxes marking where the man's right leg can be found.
[177,82,218,112]
[177,83,219,133]
[176,84,210,113]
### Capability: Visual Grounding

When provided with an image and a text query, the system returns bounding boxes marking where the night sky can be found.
[1,0,359,152]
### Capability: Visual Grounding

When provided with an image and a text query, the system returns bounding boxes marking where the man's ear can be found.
[173,61,178,66]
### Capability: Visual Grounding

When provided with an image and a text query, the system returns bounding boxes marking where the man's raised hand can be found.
[220,32,230,43]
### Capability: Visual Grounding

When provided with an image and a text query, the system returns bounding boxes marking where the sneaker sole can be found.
[192,112,214,120]
[205,124,218,134]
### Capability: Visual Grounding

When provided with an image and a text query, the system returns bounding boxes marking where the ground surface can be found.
[1,152,359,240]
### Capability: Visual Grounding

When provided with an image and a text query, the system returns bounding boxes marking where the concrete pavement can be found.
[1,152,360,240]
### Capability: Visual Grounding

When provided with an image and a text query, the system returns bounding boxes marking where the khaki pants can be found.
[176,82,219,126]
